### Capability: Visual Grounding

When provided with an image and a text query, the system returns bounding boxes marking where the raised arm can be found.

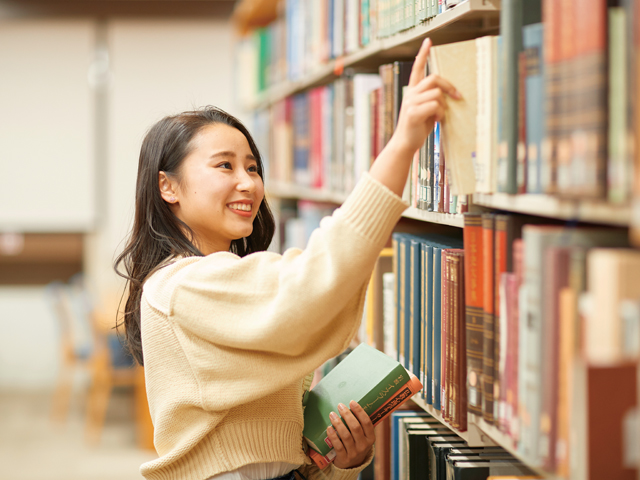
[369,38,461,196]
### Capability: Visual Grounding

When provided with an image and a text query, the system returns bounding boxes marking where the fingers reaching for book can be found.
[348,400,375,440]
[408,38,431,88]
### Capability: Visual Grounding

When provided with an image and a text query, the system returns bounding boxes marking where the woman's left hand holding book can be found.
[326,400,375,469]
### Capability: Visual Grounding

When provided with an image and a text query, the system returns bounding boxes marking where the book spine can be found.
[425,244,434,405]
[402,236,411,370]
[456,252,468,432]
[482,214,496,425]
[493,215,512,427]
[541,0,560,193]
[497,0,524,194]
[410,239,422,378]
[524,23,545,194]
[450,253,459,429]
[420,242,427,400]
[441,249,449,419]
[517,50,528,193]
[426,130,435,211]
[433,123,442,212]
[463,213,484,417]
[432,247,442,410]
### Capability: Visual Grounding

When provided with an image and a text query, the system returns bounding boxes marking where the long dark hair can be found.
[114,106,275,365]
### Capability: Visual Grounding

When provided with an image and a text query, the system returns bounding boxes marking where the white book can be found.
[353,74,382,186]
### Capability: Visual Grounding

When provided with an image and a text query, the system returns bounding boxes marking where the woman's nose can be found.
[236,170,257,193]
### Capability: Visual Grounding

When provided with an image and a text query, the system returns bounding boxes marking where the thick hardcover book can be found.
[523,23,544,194]
[587,364,638,480]
[428,439,468,480]
[303,344,422,459]
[448,460,535,480]
[407,431,430,480]
[475,35,498,193]
[410,238,422,377]
[497,0,542,194]
[561,0,607,198]
[463,213,484,416]
[519,226,628,464]
[442,250,450,421]
[423,242,434,404]
[609,7,631,203]
[391,412,433,480]
[586,249,640,363]
[429,39,478,195]
[447,250,466,431]
[481,214,496,425]
[402,235,412,370]
[433,247,443,409]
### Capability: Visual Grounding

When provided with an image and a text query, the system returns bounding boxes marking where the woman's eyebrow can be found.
[211,151,256,161]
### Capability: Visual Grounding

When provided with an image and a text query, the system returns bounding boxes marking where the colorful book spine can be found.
[463,213,484,417]
[433,246,443,410]
[523,23,544,194]
[481,213,495,425]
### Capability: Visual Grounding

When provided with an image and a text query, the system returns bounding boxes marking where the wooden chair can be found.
[48,280,94,422]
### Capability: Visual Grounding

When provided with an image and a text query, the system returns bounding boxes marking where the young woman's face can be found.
[169,123,265,254]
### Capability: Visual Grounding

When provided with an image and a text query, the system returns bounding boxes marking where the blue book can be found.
[410,238,422,379]
[402,236,412,371]
[392,233,404,365]
[390,411,431,480]
[422,242,434,404]
[523,23,544,193]
[292,93,310,186]
[432,246,443,410]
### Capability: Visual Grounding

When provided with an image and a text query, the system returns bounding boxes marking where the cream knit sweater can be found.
[139,173,408,480]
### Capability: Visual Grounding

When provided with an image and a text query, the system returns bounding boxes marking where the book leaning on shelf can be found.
[302,343,423,469]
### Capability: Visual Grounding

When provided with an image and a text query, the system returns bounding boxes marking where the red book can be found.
[510,239,524,439]
[481,213,495,425]
[463,213,484,417]
[457,253,468,432]
[441,249,449,421]
[587,364,638,480]
[540,247,570,471]
[309,88,324,189]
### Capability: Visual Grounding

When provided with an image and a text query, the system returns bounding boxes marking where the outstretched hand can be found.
[326,400,375,470]
[392,37,461,155]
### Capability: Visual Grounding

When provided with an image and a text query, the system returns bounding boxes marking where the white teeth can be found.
[229,203,251,212]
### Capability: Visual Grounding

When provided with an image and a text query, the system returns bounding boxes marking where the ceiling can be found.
[0,0,238,18]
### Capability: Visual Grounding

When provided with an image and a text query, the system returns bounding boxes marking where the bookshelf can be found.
[472,193,631,227]
[236,0,640,479]
[242,0,500,110]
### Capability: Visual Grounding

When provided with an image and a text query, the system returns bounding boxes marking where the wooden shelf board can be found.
[402,207,465,227]
[473,192,631,227]
[241,0,500,110]
[407,400,562,479]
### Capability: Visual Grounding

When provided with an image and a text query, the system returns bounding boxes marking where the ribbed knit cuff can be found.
[337,173,408,246]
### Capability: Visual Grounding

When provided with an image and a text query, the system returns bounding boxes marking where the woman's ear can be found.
[159,171,179,204]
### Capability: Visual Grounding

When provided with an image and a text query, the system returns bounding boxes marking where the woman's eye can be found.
[218,162,232,169]
[248,165,258,173]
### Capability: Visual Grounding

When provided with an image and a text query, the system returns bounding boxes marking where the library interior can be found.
[1,0,639,479]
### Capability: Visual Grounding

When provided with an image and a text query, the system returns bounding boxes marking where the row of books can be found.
[253,63,468,214]
[387,220,640,476]
[389,411,538,480]
[434,0,639,201]
[235,0,464,99]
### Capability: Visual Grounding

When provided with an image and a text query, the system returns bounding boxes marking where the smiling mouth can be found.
[227,202,253,217]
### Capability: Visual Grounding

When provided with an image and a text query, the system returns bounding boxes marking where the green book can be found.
[303,343,418,457]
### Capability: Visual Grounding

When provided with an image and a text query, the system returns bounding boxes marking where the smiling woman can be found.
[112,39,456,480]
[158,124,266,255]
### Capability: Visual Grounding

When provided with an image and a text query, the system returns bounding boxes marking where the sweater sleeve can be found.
[298,448,375,480]
[149,173,407,411]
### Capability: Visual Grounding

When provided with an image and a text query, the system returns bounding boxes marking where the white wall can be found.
[0,19,96,232]
[89,18,236,300]
[0,18,236,389]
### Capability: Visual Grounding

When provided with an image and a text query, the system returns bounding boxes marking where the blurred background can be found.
[0,1,241,478]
